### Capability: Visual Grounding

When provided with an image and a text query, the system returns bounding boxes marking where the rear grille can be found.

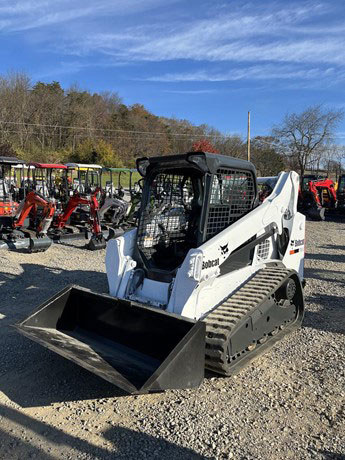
[206,169,255,240]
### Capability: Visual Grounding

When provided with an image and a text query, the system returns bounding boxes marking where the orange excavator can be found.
[50,189,106,250]
[26,162,106,250]
[0,157,55,251]
[0,189,55,252]
[0,156,24,217]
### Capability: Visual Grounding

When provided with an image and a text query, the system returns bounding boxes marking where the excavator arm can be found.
[54,191,105,250]
[13,191,55,235]
[54,193,91,229]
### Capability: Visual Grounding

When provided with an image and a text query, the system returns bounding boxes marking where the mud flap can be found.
[15,286,205,394]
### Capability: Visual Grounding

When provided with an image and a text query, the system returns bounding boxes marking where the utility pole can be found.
[247,111,251,162]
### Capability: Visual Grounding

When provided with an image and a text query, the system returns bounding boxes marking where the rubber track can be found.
[204,266,296,375]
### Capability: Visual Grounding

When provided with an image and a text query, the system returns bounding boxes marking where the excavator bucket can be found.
[15,286,205,394]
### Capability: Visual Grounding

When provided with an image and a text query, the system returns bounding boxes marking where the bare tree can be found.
[272,105,344,177]
[321,144,345,179]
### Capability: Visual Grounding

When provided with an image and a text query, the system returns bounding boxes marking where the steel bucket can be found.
[15,286,205,394]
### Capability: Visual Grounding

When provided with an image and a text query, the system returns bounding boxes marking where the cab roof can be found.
[29,162,67,169]
[0,156,25,165]
[65,163,102,170]
[102,167,137,173]
[137,151,256,177]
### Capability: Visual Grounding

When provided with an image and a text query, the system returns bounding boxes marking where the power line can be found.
[0,120,233,139]
[0,128,228,142]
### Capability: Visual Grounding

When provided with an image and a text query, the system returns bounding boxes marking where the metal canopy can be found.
[0,156,25,165]
[65,163,102,170]
[137,151,256,177]
[29,162,67,169]
[102,167,137,173]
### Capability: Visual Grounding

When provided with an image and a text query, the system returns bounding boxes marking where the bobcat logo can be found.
[220,243,229,255]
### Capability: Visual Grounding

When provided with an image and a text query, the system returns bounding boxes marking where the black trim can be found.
[137,152,256,178]
[219,225,277,275]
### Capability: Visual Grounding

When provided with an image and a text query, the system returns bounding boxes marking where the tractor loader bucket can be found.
[15,286,205,394]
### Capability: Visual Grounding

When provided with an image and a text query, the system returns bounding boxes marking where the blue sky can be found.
[1,0,345,140]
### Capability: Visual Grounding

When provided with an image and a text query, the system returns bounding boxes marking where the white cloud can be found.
[1,0,345,88]
[141,65,340,83]
[0,0,176,31]
[49,2,345,69]
[162,89,217,94]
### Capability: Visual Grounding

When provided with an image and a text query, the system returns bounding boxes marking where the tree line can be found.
[0,72,343,178]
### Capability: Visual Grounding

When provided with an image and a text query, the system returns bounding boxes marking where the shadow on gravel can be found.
[321,244,345,251]
[316,451,345,460]
[304,267,345,286]
[0,263,127,406]
[0,404,211,460]
[305,253,345,263]
[0,262,108,325]
[303,294,345,335]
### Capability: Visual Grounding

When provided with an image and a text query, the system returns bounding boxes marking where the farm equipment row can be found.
[0,157,141,252]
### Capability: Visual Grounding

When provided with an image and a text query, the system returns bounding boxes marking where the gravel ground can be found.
[0,221,344,460]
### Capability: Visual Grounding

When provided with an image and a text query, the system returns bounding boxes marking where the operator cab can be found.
[135,152,257,278]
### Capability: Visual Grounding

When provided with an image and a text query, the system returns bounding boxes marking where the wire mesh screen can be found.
[206,169,255,240]
[137,172,198,269]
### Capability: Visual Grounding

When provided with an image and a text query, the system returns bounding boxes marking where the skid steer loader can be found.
[16,152,305,394]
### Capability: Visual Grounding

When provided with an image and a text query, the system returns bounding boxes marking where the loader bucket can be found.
[15,286,205,394]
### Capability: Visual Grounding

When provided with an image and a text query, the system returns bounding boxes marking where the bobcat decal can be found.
[220,243,229,256]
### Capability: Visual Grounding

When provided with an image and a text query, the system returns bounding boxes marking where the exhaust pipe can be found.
[15,286,205,394]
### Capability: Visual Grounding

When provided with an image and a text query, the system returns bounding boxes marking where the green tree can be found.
[66,139,123,167]
[251,137,285,176]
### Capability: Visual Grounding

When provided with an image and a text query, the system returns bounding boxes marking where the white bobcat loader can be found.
[16,152,305,394]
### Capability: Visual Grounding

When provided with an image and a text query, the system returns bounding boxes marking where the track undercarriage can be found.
[205,266,304,375]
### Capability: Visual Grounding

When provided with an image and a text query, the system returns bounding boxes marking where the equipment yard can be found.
[0,220,344,460]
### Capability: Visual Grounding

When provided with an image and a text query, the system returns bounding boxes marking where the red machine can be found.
[0,156,25,217]
[27,163,105,249]
[298,177,337,220]
[0,190,55,252]
[0,157,55,252]
[337,174,345,213]
[13,191,55,232]
[309,179,337,207]
[52,189,106,250]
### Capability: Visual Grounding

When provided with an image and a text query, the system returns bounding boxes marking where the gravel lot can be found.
[0,220,344,460]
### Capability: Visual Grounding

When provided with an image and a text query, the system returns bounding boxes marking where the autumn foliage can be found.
[191,139,219,153]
